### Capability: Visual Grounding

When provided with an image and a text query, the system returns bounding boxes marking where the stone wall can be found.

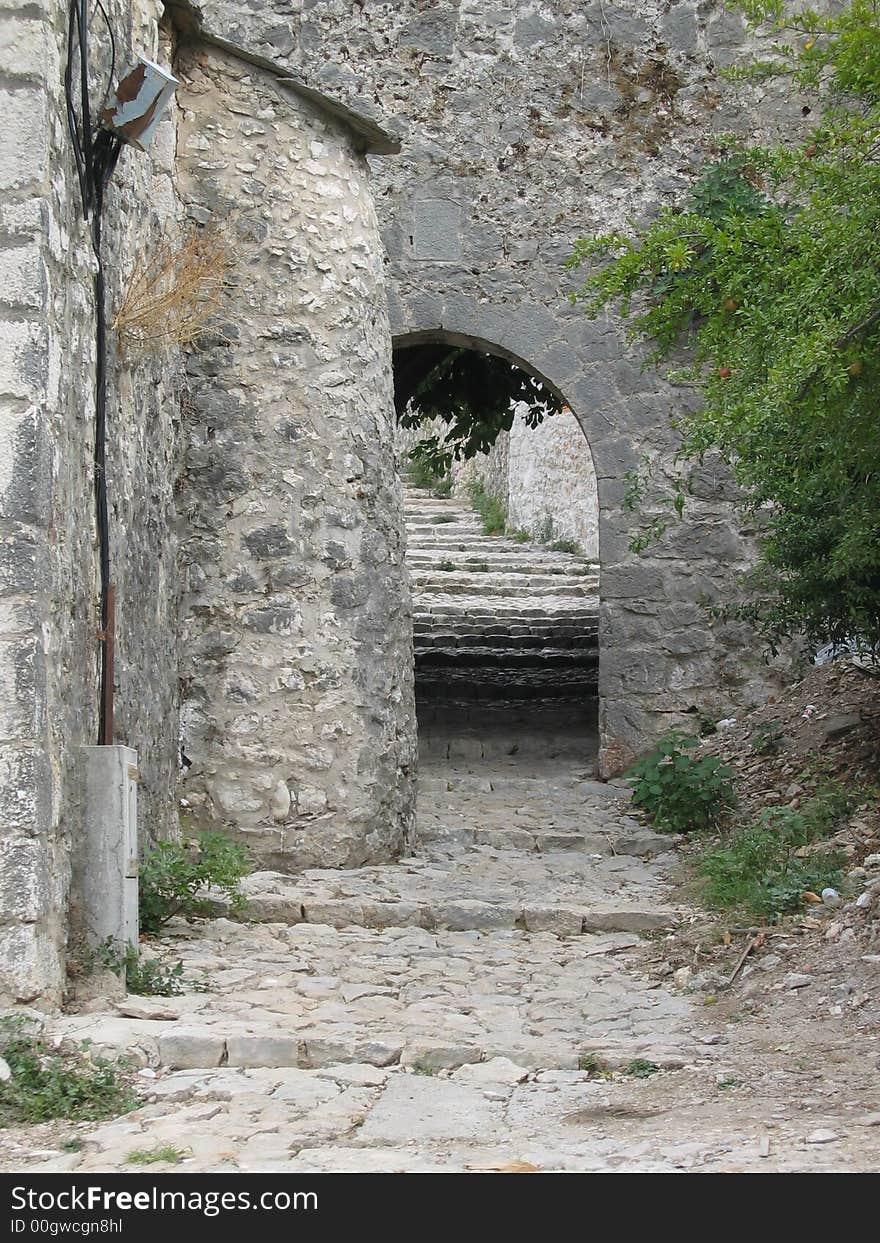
[0,0,184,1006]
[195,0,805,773]
[451,404,600,558]
[1,1,415,1006]
[506,407,599,558]
[174,42,415,870]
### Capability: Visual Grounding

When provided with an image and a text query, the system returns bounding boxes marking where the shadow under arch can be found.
[393,328,601,776]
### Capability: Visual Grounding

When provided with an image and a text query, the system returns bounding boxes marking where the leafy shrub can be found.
[0,1019,136,1126]
[698,801,846,918]
[124,950,185,997]
[139,832,248,936]
[90,937,185,996]
[628,730,736,833]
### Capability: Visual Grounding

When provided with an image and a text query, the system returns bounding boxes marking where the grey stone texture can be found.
[0,0,184,1005]
[0,3,413,1004]
[174,43,416,868]
[195,0,807,773]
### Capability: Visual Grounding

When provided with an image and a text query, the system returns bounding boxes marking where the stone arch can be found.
[388,289,778,776]
[391,312,621,768]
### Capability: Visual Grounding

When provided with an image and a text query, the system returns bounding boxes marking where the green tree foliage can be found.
[394,343,562,475]
[569,1,880,653]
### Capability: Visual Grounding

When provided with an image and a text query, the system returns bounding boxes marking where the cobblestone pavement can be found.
[4,754,880,1173]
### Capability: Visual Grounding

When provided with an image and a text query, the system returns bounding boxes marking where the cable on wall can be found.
[64,0,123,745]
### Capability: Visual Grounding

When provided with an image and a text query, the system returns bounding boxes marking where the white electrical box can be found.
[77,745,139,953]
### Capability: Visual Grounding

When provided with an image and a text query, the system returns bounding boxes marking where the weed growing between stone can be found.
[467,480,507,535]
[628,730,736,833]
[549,537,583,556]
[624,1059,660,1078]
[125,1144,190,1165]
[139,832,249,936]
[0,1019,136,1127]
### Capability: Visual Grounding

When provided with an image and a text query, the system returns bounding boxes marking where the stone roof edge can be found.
[162,0,402,155]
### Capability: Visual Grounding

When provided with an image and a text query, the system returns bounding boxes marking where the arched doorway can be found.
[393,332,601,780]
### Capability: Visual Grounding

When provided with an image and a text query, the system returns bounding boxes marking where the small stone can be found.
[758,1135,771,1158]
[862,853,880,870]
[856,892,873,909]
[0,1056,10,1082]
[859,1113,880,1127]
[116,998,181,1022]
[758,953,782,971]
[270,780,291,822]
[453,1057,529,1087]
[137,1067,158,1079]
[805,1128,839,1144]
[673,966,692,988]
[782,972,813,990]
[821,888,841,908]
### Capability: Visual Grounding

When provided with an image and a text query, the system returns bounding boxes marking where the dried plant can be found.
[112,226,235,351]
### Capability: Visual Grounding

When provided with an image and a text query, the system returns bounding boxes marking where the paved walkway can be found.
[5,749,879,1173]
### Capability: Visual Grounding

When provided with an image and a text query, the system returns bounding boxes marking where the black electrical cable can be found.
[64,0,122,745]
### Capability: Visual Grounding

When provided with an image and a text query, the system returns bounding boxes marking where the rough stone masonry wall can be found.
[194,0,810,773]
[174,43,415,870]
[506,407,600,558]
[453,406,600,558]
[0,0,183,1005]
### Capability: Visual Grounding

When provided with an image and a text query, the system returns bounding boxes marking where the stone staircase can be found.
[405,486,599,710]
[405,485,600,759]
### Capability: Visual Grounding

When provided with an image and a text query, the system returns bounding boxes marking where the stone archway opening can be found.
[393,333,600,783]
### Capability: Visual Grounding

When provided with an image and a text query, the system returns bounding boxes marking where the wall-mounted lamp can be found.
[100,57,179,151]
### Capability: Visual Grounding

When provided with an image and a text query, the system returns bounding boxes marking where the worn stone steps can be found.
[414,632,597,650]
[411,574,594,598]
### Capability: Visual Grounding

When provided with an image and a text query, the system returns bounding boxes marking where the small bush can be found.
[0,1019,136,1127]
[697,786,854,918]
[438,559,456,572]
[405,451,453,497]
[512,528,530,544]
[577,1052,607,1076]
[139,832,249,936]
[125,950,185,997]
[89,938,185,996]
[628,731,736,833]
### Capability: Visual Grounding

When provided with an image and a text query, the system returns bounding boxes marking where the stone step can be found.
[415,648,599,670]
[409,556,594,575]
[412,569,593,589]
[413,607,597,623]
[413,633,598,651]
[412,582,595,602]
